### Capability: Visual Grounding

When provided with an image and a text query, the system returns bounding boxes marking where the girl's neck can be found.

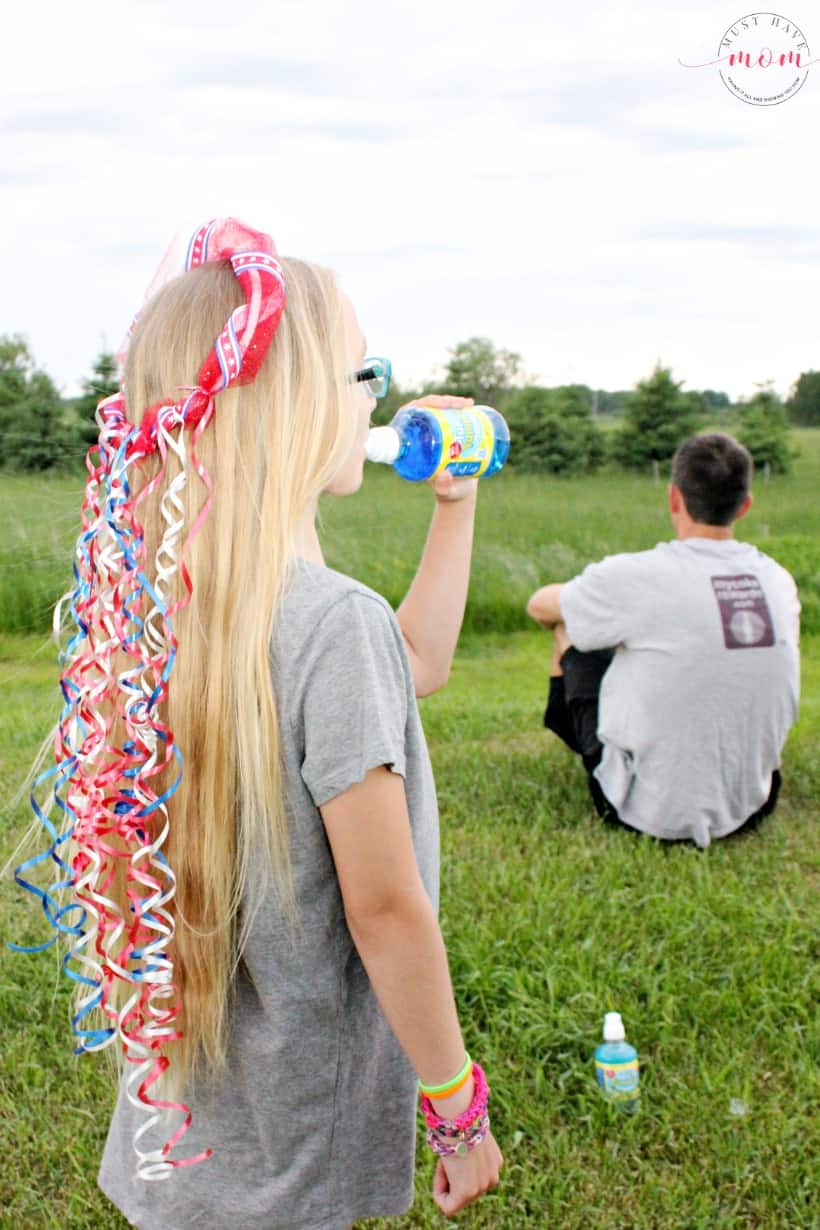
[294,504,324,565]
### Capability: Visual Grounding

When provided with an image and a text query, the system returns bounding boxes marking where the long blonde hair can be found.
[109,256,354,1091]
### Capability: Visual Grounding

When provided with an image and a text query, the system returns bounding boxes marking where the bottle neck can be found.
[364,425,401,465]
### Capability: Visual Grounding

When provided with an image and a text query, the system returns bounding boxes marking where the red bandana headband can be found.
[114,217,286,457]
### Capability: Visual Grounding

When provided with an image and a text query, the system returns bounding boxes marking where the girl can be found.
[18,218,502,1228]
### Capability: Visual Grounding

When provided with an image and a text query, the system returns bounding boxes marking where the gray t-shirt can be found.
[99,561,439,1229]
[561,538,800,847]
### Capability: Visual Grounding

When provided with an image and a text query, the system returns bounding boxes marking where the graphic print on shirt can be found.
[710,575,775,649]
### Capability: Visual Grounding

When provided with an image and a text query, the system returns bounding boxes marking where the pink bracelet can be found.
[419,1062,490,1159]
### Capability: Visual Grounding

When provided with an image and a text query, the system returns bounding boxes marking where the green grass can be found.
[1,445,818,1228]
[2,430,819,637]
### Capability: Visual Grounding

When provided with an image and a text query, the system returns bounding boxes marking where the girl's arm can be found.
[397,478,478,697]
[321,764,502,1216]
[394,395,479,699]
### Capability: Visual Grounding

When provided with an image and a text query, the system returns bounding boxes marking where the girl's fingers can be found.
[429,473,479,503]
[400,395,475,410]
[422,395,475,407]
[433,1158,449,1198]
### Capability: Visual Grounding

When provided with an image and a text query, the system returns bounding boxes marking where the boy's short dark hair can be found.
[671,433,752,526]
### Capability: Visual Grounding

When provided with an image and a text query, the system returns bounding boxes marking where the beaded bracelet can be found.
[426,1110,490,1159]
[418,1053,472,1100]
[419,1062,490,1159]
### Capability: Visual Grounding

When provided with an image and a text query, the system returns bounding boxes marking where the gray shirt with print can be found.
[561,538,800,846]
[99,560,440,1229]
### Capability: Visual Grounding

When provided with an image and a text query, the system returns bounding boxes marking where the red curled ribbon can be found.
[35,219,287,1180]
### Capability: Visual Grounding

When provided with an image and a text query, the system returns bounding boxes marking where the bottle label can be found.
[595,1058,640,1103]
[430,409,495,478]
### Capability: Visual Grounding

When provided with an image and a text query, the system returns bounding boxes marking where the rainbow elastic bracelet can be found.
[419,1062,490,1159]
[418,1052,472,1100]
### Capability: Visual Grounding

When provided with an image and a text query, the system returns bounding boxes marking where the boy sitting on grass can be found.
[526,432,800,848]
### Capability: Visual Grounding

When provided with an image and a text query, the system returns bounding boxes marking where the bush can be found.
[504,385,606,475]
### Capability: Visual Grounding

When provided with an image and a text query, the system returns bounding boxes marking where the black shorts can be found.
[544,646,781,839]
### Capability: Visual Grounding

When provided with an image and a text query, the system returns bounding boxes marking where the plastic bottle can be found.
[365,405,510,481]
[594,1012,640,1112]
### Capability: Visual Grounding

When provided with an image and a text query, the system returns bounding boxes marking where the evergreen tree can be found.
[613,364,702,472]
[786,370,820,427]
[504,385,605,475]
[736,387,793,474]
[0,334,66,471]
[74,350,120,448]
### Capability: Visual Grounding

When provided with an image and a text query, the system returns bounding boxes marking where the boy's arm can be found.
[530,555,633,650]
[526,582,565,628]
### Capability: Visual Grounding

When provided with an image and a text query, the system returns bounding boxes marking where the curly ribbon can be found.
[12,219,286,1179]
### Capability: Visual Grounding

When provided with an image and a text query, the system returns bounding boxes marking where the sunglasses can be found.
[349,356,392,400]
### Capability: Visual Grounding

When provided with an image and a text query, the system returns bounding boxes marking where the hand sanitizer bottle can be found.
[594,1012,640,1112]
[365,405,510,481]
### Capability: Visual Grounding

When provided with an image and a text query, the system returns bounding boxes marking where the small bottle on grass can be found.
[594,1011,640,1112]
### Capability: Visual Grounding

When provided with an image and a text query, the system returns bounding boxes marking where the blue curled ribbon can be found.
[11,417,190,1064]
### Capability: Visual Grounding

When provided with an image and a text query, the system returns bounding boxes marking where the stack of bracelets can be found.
[419,1057,490,1159]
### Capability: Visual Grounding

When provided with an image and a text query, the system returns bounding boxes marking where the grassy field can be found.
[1,438,818,1228]
[1,431,819,639]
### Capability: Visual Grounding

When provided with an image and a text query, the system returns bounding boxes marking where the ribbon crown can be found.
[119,217,286,458]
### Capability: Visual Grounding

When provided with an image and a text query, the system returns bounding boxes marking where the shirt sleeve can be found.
[298,591,409,809]
[783,569,801,646]
[560,554,636,651]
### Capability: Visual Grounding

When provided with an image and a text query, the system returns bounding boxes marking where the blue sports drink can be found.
[594,1012,640,1112]
[365,405,510,481]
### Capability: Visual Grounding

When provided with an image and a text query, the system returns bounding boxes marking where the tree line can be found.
[1,333,816,476]
[0,337,118,472]
[374,337,807,476]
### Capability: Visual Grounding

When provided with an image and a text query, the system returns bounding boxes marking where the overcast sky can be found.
[3,0,818,400]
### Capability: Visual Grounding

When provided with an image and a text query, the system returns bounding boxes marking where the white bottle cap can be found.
[364,426,401,464]
[603,1012,625,1042]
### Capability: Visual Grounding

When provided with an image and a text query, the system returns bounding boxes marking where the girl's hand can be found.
[432,1128,503,1217]
[400,394,479,505]
[429,470,479,504]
